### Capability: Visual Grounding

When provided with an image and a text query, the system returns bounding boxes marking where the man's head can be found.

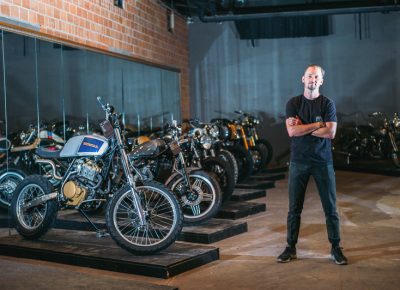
[302,65,324,92]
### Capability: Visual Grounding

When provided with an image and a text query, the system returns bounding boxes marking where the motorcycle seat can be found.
[36,147,62,159]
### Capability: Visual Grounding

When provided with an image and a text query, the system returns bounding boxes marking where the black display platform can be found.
[179,219,247,244]
[230,188,266,202]
[216,201,266,220]
[250,172,286,182]
[0,229,219,279]
[51,211,247,245]
[235,180,275,190]
[54,214,247,245]
[261,165,288,174]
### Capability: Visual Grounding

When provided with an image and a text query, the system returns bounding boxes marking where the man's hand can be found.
[287,116,302,126]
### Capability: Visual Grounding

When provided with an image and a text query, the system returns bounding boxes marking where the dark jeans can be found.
[287,162,341,247]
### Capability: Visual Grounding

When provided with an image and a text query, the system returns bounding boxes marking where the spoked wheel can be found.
[167,170,222,225]
[106,181,183,255]
[11,175,58,239]
[0,166,26,208]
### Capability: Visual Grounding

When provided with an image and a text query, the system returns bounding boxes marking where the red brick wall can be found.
[0,0,190,119]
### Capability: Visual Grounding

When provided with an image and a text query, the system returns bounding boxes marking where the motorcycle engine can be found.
[62,159,103,206]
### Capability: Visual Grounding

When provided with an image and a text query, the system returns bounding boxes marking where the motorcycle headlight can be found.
[19,132,26,141]
[200,135,212,150]
[209,125,220,138]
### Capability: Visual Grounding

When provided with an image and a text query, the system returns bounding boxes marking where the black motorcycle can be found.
[334,111,400,167]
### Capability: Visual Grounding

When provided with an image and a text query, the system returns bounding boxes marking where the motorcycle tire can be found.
[227,145,254,182]
[166,170,222,225]
[0,166,26,208]
[217,149,239,184]
[257,139,274,166]
[250,143,268,174]
[106,180,183,255]
[202,156,235,204]
[11,175,58,239]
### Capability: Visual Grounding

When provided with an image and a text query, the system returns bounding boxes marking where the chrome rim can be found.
[16,184,47,230]
[171,174,216,219]
[112,186,177,247]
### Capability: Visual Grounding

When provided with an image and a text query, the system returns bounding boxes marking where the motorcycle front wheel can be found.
[106,181,183,255]
[167,170,222,225]
[257,139,274,166]
[0,166,26,208]
[202,156,235,204]
[11,175,58,239]
[217,149,239,184]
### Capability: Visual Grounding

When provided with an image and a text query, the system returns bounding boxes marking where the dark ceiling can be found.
[160,0,400,22]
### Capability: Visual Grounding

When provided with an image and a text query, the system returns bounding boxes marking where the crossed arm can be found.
[286,116,337,139]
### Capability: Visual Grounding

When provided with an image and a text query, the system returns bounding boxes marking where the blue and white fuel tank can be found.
[60,135,109,158]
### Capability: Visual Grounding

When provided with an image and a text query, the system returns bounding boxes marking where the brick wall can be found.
[0,0,190,119]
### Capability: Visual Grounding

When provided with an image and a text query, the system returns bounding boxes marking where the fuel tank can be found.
[60,135,108,158]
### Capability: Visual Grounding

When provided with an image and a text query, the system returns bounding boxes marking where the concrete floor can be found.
[1,170,399,289]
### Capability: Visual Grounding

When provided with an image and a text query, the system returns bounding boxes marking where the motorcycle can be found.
[211,117,254,181]
[183,120,236,203]
[11,97,183,255]
[334,111,400,167]
[234,110,274,168]
[130,121,223,225]
[0,123,67,208]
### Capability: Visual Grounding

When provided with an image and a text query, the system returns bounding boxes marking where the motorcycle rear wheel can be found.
[0,166,26,208]
[11,175,58,239]
[106,181,183,255]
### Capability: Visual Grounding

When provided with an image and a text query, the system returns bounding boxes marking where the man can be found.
[277,64,348,265]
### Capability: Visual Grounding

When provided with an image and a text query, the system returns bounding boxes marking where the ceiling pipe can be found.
[198,1,400,23]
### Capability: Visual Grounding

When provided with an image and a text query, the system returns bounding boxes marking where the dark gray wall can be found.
[189,13,400,165]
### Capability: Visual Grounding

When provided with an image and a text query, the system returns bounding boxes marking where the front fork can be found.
[115,129,147,226]
[388,131,399,153]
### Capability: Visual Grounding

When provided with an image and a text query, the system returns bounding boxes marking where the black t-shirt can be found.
[286,94,337,164]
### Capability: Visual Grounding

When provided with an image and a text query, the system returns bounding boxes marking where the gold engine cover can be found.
[63,180,88,206]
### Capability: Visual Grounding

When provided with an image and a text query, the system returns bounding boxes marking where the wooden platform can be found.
[0,229,219,279]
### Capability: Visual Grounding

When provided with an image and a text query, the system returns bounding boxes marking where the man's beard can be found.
[307,83,317,90]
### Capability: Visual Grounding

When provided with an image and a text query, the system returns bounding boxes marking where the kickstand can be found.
[77,208,109,238]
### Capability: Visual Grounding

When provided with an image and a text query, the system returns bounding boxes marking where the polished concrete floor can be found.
[1,170,399,289]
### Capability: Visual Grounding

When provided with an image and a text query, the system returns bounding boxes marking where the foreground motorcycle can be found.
[11,97,183,255]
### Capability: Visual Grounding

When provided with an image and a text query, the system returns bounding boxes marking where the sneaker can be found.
[277,246,297,263]
[331,246,348,265]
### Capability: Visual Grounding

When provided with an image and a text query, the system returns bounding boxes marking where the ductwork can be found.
[197,1,400,23]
